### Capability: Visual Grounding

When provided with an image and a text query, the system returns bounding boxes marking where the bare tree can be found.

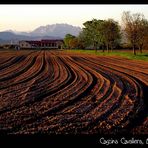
[136,19,148,53]
[122,11,148,55]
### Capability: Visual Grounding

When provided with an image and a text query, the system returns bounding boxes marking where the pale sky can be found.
[0,5,148,32]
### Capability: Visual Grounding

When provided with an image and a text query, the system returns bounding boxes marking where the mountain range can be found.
[0,23,82,44]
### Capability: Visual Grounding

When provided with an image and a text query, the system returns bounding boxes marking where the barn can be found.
[19,39,64,49]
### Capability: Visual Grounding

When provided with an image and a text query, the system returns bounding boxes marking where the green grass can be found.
[64,49,148,61]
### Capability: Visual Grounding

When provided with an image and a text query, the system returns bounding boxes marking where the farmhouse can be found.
[19,39,64,49]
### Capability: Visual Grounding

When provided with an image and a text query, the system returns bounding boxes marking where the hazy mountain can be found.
[0,24,82,44]
[0,32,30,40]
[0,38,9,44]
[30,23,82,37]
[0,32,63,44]
[0,32,32,44]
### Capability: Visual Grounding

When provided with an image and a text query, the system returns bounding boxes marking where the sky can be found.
[0,4,148,32]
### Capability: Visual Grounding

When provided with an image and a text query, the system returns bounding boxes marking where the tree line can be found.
[63,11,148,55]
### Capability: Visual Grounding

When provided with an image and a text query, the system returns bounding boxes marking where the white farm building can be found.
[19,39,64,49]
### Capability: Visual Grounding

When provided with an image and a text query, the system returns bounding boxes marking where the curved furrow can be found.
[95,56,148,72]
[8,60,95,134]
[0,51,39,78]
[55,57,136,133]
[42,59,117,134]
[35,54,134,134]
[0,53,99,134]
[29,56,69,96]
[0,56,26,74]
[0,53,39,87]
[0,51,54,96]
[49,57,124,133]
[0,51,70,131]
[76,57,145,134]
[6,54,136,134]
[11,54,70,107]
[0,50,37,73]
[83,57,144,100]
[0,57,14,66]
[17,55,119,132]
[91,57,148,85]
[100,56,148,70]
[0,54,73,133]
[96,56,148,74]
[0,51,43,90]
[0,50,147,135]
[0,51,46,112]
[104,74,147,134]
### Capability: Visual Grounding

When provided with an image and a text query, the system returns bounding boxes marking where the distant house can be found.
[2,44,20,50]
[19,39,64,49]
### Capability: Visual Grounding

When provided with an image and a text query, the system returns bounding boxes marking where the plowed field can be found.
[0,50,147,135]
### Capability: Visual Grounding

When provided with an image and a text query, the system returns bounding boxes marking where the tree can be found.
[95,20,106,52]
[143,32,148,50]
[136,19,148,53]
[77,34,86,49]
[69,37,79,49]
[79,19,120,52]
[78,29,90,49]
[64,34,76,49]
[82,19,99,51]
[79,19,105,51]
[101,19,121,52]
[122,11,148,55]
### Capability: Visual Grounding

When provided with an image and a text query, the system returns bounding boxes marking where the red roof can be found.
[41,39,63,43]
[20,39,63,45]
[26,41,41,44]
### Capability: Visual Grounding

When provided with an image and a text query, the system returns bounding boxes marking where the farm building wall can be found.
[19,40,63,49]
[19,41,32,48]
